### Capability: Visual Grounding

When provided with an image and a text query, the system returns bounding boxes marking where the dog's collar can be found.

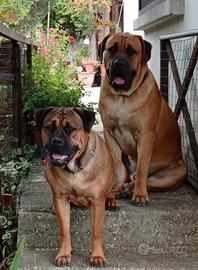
[79,136,96,171]
[64,135,97,174]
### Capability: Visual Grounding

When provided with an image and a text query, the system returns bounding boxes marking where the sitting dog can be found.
[35,107,127,267]
[98,33,187,205]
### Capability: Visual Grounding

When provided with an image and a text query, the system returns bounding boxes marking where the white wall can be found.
[123,0,144,36]
[144,0,198,83]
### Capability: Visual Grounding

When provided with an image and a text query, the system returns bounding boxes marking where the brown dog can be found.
[35,107,126,267]
[98,33,187,205]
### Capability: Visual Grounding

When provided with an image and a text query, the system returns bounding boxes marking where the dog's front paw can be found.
[90,254,106,267]
[55,253,71,267]
[132,187,149,206]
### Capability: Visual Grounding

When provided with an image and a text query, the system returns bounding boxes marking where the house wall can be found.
[123,0,144,36]
[143,0,198,84]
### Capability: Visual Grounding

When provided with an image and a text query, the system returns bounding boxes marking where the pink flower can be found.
[54,34,61,39]
[48,39,55,45]
[39,47,48,57]
[49,28,55,33]
[60,29,66,35]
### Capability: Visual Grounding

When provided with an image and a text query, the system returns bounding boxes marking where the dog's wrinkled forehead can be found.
[43,108,82,127]
[105,34,142,54]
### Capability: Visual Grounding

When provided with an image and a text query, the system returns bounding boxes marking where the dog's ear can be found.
[98,34,111,63]
[73,108,95,133]
[137,36,152,65]
[35,107,54,130]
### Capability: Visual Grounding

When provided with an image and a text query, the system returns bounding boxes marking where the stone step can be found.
[17,161,198,269]
[20,247,198,270]
[18,182,198,249]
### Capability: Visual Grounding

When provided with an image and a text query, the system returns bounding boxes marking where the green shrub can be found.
[23,27,87,115]
[23,52,85,114]
[0,144,35,269]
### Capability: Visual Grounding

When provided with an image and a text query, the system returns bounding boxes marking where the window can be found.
[134,0,184,31]
[139,0,165,15]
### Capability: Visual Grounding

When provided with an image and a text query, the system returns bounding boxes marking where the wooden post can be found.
[11,40,22,147]
[160,39,169,103]
[26,44,32,69]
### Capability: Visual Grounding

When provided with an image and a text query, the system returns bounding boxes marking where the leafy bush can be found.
[23,55,84,113]
[23,28,86,114]
[0,143,36,269]
[0,144,36,194]
[0,206,17,269]
[42,0,112,40]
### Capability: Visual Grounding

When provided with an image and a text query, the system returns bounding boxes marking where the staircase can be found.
[17,156,198,270]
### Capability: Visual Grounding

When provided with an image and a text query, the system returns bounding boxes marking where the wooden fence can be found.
[0,23,37,147]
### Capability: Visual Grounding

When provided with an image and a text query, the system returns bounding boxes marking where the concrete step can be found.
[20,247,198,270]
[17,160,198,269]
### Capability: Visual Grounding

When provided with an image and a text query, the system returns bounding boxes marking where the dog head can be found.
[98,33,152,95]
[35,107,95,167]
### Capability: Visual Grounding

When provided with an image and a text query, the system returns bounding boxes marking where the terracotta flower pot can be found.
[83,63,95,72]
[100,63,105,75]
[77,72,96,87]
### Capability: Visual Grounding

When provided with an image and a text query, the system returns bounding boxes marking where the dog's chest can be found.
[62,171,98,197]
[63,173,86,194]
[101,98,138,156]
[114,127,137,156]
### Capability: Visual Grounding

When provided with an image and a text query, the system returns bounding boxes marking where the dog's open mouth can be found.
[113,76,126,85]
[52,154,69,162]
[111,76,128,89]
[51,153,73,166]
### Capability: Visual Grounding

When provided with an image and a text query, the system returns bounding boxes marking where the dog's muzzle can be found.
[46,135,79,167]
[108,58,136,90]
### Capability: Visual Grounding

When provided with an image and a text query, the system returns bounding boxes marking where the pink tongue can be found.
[113,77,125,85]
[52,154,67,160]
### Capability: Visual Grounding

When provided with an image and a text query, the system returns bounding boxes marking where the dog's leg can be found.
[147,160,186,191]
[104,130,128,208]
[89,198,106,267]
[104,129,128,183]
[53,196,72,267]
[133,133,154,204]
[104,129,122,160]
[123,159,186,194]
[106,158,127,211]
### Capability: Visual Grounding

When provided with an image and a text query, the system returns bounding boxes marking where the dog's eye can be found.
[64,125,76,135]
[107,44,118,55]
[126,47,136,56]
[45,123,54,133]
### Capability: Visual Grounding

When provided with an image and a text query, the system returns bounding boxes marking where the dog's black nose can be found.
[51,137,64,146]
[113,58,126,68]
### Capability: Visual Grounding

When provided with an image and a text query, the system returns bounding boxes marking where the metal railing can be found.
[160,30,198,190]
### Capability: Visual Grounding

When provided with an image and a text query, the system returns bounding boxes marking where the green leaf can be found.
[10,238,25,270]
[2,232,12,240]
[0,215,7,226]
